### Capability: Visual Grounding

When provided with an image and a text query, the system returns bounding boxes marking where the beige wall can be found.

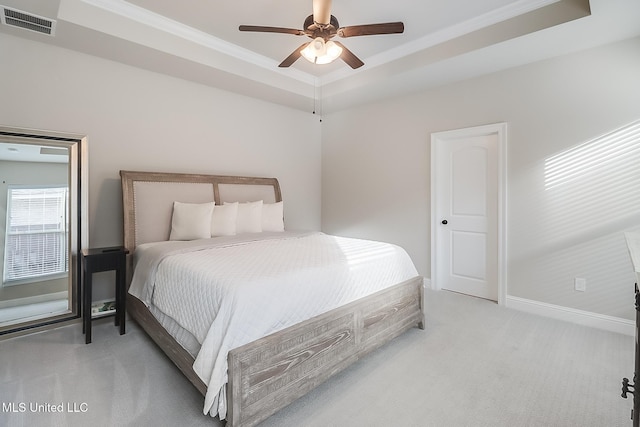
[0,33,322,238]
[322,36,640,320]
[3,30,639,321]
[0,33,322,299]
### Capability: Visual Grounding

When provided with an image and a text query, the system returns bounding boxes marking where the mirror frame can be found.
[0,126,88,338]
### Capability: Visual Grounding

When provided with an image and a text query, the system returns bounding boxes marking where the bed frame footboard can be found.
[128,276,424,427]
[226,276,424,427]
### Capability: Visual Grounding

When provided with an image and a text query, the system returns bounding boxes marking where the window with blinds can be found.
[3,186,69,285]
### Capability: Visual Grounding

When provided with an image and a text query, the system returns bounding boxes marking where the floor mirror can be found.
[0,126,87,338]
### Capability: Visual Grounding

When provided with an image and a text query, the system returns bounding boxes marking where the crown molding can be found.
[320,0,561,85]
[78,0,561,89]
[77,0,314,85]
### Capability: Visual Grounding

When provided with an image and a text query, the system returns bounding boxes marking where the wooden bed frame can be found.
[120,170,425,427]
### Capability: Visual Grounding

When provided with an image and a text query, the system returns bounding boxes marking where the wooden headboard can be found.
[120,170,282,255]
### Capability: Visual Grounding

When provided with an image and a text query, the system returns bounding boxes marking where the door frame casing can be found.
[430,122,507,305]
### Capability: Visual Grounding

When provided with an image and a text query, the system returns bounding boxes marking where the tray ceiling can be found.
[1,0,639,112]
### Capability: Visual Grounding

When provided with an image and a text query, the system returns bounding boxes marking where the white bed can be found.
[120,170,425,427]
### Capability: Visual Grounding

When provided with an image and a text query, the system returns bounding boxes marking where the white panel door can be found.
[432,124,505,301]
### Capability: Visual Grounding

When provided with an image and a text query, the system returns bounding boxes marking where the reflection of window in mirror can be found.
[4,185,69,283]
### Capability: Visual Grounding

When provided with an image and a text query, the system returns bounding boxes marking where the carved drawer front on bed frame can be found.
[359,282,424,352]
[228,311,359,427]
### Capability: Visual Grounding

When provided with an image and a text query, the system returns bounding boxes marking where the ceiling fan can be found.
[239,0,404,69]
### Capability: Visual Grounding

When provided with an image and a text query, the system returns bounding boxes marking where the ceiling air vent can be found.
[1,6,56,36]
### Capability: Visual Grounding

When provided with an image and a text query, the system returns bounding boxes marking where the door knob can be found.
[441,220,448,225]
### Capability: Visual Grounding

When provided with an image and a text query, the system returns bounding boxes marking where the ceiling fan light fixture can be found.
[319,40,342,63]
[301,37,325,62]
[301,37,342,65]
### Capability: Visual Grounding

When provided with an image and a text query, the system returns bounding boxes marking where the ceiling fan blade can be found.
[239,25,304,36]
[338,22,404,38]
[312,0,332,25]
[279,43,310,68]
[333,41,364,69]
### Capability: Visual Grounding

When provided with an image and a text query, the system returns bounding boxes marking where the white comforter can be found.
[129,231,419,419]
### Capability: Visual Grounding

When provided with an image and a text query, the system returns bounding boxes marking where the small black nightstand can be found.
[82,246,129,344]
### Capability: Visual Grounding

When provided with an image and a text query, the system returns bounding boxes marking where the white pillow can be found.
[169,201,214,241]
[262,201,284,232]
[227,200,263,234]
[211,202,238,236]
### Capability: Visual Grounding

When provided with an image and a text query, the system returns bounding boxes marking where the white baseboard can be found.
[0,291,68,309]
[506,295,634,336]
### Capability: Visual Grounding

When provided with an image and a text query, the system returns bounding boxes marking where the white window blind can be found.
[3,186,68,284]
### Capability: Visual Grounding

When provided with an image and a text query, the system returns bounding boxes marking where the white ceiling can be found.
[1,0,639,112]
[0,142,69,163]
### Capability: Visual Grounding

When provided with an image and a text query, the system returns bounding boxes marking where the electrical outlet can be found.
[574,277,586,292]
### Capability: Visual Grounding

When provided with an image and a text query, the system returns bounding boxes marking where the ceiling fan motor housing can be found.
[304,14,339,41]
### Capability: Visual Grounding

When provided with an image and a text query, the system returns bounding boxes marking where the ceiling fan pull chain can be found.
[312,78,322,122]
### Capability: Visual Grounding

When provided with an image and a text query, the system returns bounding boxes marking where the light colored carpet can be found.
[0,289,634,427]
